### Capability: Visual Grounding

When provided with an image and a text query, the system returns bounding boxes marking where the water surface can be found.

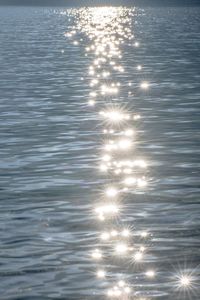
[0,6,200,300]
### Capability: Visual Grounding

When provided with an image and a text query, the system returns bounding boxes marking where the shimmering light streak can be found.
[61,6,192,300]
[100,109,130,124]
[95,204,119,221]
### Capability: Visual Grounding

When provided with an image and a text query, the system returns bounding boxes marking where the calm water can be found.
[0,6,200,300]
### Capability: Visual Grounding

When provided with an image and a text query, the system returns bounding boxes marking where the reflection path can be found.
[62,7,197,300]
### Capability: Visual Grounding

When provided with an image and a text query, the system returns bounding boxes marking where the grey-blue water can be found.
[0,6,200,300]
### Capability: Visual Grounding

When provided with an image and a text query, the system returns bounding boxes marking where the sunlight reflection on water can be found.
[0,5,199,300]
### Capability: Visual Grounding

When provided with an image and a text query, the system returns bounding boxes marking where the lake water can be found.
[0,6,200,300]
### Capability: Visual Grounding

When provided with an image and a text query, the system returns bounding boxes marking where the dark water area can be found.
[0,6,200,300]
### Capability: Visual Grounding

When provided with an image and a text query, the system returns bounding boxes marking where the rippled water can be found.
[0,6,200,300]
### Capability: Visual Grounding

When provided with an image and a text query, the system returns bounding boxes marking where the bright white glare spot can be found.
[100,164,108,172]
[100,109,129,123]
[118,139,132,150]
[102,154,111,162]
[106,187,118,197]
[91,79,99,86]
[121,229,130,237]
[133,114,141,120]
[98,214,105,221]
[134,160,147,168]
[134,252,143,261]
[124,129,134,136]
[102,71,110,78]
[124,286,131,294]
[107,288,122,297]
[88,100,95,106]
[140,246,146,252]
[175,272,195,291]
[101,85,119,95]
[123,168,132,174]
[115,243,128,255]
[137,178,147,187]
[104,143,116,151]
[140,82,149,89]
[101,232,110,241]
[106,111,123,121]
[89,70,95,75]
[97,270,106,278]
[124,177,136,186]
[118,280,125,287]
[146,270,155,278]
[64,32,71,37]
[114,169,121,175]
[107,289,114,297]
[137,65,142,70]
[134,41,139,47]
[92,249,102,260]
[141,231,148,238]
[95,204,119,219]
[114,290,122,296]
[111,230,118,237]
[90,92,97,97]
[180,275,191,287]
